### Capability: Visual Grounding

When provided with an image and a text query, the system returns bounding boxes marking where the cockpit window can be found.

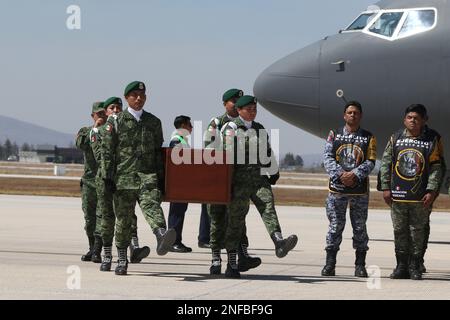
[359,7,438,41]
[346,12,377,31]
[368,12,403,37]
[398,10,435,38]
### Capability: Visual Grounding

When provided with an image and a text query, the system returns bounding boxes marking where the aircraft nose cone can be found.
[254,41,321,136]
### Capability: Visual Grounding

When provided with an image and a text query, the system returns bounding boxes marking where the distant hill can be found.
[0,115,74,147]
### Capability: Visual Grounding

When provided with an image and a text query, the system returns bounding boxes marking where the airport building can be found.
[19,145,83,164]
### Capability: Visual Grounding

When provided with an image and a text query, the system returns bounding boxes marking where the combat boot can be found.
[91,236,103,263]
[321,249,337,276]
[354,250,368,278]
[100,246,113,272]
[115,247,128,276]
[390,253,409,279]
[224,250,240,279]
[409,255,423,280]
[153,228,176,256]
[210,259,222,275]
[237,243,261,272]
[81,236,95,261]
[270,232,298,258]
[100,255,112,272]
[130,246,150,263]
[210,249,222,275]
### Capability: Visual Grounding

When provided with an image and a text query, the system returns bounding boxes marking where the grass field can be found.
[1,175,450,210]
[0,177,81,197]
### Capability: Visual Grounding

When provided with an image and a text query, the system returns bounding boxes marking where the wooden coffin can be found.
[162,147,233,204]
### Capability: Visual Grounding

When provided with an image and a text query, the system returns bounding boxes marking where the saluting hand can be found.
[94,118,105,128]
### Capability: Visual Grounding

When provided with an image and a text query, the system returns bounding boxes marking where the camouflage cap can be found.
[104,97,123,108]
[124,81,146,96]
[235,95,257,108]
[91,101,105,114]
[222,88,243,102]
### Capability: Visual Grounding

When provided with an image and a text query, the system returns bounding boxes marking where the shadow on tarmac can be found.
[127,270,364,284]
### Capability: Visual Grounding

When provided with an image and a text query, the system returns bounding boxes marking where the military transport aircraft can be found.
[254,0,450,188]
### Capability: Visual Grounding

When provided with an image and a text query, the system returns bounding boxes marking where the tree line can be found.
[0,139,35,160]
[281,153,304,168]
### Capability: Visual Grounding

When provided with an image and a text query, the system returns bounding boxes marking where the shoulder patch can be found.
[326,130,335,142]
[222,122,238,137]
[208,117,219,129]
[228,122,238,130]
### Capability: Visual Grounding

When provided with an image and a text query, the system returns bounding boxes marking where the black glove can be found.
[267,172,280,185]
[104,179,116,194]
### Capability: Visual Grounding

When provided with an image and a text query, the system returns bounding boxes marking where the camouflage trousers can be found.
[113,187,166,249]
[225,174,281,251]
[325,193,369,251]
[81,180,100,238]
[423,208,432,256]
[391,202,429,256]
[96,179,138,247]
[208,204,249,251]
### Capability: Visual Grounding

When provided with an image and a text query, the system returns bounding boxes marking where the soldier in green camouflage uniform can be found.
[221,95,298,278]
[102,81,176,276]
[204,88,261,275]
[419,125,445,273]
[380,104,443,280]
[75,102,106,262]
[90,96,150,272]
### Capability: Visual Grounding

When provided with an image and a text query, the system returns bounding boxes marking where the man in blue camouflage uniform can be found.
[380,104,443,280]
[90,96,150,271]
[322,101,377,277]
[221,95,298,278]
[204,89,261,275]
[76,102,106,262]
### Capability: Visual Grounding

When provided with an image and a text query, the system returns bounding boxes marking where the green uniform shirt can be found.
[222,117,277,175]
[204,112,236,148]
[76,126,98,186]
[89,123,110,180]
[103,109,164,190]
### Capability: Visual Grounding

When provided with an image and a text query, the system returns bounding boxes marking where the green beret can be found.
[91,101,105,114]
[222,88,243,102]
[104,97,123,108]
[235,95,258,108]
[124,81,146,96]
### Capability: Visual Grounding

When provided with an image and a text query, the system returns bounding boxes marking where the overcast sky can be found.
[0,0,375,155]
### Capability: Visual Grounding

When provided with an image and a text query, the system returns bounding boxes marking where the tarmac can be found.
[1,194,450,300]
